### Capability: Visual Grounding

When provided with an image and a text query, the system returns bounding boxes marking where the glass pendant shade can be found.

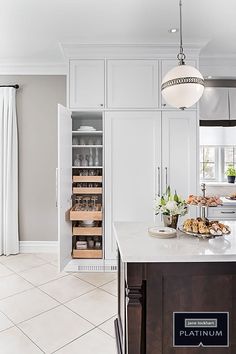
[161,64,204,110]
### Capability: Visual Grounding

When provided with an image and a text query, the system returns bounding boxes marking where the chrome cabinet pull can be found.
[157,167,161,196]
[165,167,168,191]
[220,211,235,214]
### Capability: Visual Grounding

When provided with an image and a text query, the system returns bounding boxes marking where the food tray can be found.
[178,226,230,240]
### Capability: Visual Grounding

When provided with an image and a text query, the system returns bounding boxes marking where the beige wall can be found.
[1,75,66,241]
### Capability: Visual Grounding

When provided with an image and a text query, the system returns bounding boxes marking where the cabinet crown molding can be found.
[60,42,204,60]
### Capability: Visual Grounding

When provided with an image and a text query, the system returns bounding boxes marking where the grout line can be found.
[51,326,97,354]
[16,324,46,353]
[72,273,117,288]
[16,303,62,326]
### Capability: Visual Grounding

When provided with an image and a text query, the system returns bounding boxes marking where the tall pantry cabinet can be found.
[58,49,199,272]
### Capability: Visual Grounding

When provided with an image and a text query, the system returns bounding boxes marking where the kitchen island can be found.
[114,222,236,354]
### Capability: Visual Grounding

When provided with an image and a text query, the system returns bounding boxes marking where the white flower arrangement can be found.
[155,186,188,216]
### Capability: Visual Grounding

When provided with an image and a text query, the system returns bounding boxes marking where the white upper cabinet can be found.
[160,59,196,108]
[199,87,229,120]
[69,60,104,109]
[162,110,198,200]
[107,60,158,108]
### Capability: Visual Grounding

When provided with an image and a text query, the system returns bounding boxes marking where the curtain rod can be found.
[0,85,19,89]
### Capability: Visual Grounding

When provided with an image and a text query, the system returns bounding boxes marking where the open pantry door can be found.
[57,104,72,271]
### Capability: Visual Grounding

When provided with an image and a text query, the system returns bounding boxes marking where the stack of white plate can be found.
[148,226,177,238]
[77,126,96,131]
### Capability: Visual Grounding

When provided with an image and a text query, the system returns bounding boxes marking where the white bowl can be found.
[82,220,94,226]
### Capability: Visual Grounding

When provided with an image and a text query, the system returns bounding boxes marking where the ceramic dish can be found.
[148,226,177,239]
[77,126,96,131]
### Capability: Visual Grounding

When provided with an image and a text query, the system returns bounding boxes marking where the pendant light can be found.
[161,0,204,110]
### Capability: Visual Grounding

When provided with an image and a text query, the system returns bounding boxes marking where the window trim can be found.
[200,145,236,183]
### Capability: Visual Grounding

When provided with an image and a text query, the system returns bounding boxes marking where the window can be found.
[200,146,236,182]
[200,146,216,180]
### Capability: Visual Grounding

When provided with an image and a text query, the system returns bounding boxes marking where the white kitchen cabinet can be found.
[57,106,117,272]
[69,60,105,109]
[160,59,196,108]
[105,111,198,259]
[199,87,229,120]
[105,111,161,260]
[207,206,236,220]
[107,60,158,108]
[229,88,236,120]
[57,104,72,271]
[162,110,198,200]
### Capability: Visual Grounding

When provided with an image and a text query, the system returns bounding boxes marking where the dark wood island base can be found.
[115,251,236,354]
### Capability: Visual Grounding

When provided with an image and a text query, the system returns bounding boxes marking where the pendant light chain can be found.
[177,0,186,65]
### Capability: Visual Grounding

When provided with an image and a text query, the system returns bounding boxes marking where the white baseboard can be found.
[20,241,58,254]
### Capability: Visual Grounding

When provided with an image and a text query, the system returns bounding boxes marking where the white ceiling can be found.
[1,0,236,65]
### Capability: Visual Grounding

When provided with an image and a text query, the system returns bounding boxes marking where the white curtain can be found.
[0,87,19,255]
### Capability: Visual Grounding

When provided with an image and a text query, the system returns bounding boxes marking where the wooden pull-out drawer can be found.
[73,176,102,183]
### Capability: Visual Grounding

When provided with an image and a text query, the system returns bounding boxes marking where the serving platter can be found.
[178,226,230,240]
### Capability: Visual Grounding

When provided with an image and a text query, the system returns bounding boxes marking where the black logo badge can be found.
[173,312,229,347]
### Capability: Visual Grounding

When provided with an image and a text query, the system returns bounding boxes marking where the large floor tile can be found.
[0,254,26,264]
[19,263,66,286]
[35,253,58,264]
[0,264,14,278]
[3,254,47,273]
[66,288,117,326]
[74,272,117,287]
[0,312,14,332]
[0,274,33,300]
[100,279,117,296]
[39,275,95,303]
[0,326,43,354]
[55,328,116,354]
[0,288,59,324]
[99,316,116,338]
[19,305,93,354]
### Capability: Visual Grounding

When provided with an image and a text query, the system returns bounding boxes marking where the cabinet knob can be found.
[162,103,166,107]
[100,104,103,107]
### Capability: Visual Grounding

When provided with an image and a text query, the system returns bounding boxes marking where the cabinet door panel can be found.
[200,87,229,120]
[107,60,158,108]
[161,59,196,109]
[69,60,104,109]
[229,88,236,120]
[58,104,72,271]
[162,111,198,200]
[105,112,161,259]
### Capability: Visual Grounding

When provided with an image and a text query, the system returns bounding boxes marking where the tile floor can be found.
[0,253,117,354]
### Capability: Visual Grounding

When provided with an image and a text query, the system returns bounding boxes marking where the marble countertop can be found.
[113,221,236,263]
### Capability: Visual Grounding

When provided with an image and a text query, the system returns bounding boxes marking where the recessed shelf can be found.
[72,166,103,169]
[72,131,103,134]
[72,145,103,148]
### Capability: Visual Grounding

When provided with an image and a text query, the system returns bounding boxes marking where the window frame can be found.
[200,145,236,182]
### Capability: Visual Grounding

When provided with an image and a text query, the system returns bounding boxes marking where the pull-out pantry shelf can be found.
[73,226,102,236]
[73,176,102,183]
[70,205,102,221]
[72,249,102,259]
[73,187,102,194]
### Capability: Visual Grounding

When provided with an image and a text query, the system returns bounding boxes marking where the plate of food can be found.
[226,193,236,200]
[187,195,222,207]
[180,218,230,239]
